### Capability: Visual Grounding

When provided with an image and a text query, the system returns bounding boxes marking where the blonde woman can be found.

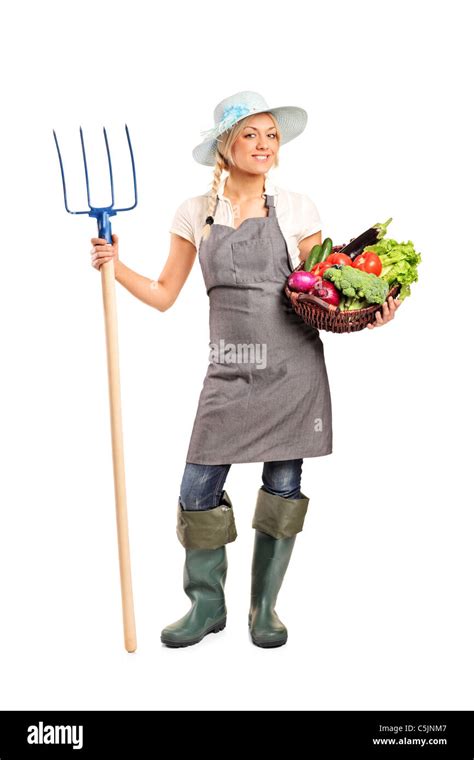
[90,91,400,649]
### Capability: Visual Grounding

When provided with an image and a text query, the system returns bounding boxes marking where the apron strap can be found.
[264,193,275,210]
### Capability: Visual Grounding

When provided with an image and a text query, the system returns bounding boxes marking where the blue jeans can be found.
[179,459,304,510]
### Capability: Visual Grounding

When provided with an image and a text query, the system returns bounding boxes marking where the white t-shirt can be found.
[169,173,323,270]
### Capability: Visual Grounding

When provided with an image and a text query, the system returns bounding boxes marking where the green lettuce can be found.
[363,238,422,301]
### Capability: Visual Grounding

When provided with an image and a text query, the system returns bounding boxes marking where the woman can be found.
[90,91,401,649]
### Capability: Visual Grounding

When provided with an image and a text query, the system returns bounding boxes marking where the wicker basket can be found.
[284,261,401,333]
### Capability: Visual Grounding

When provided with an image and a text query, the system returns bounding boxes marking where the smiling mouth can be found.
[252,155,271,161]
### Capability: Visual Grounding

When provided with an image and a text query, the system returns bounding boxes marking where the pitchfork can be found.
[52,125,138,653]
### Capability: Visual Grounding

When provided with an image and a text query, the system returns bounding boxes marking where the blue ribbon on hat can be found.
[199,103,251,141]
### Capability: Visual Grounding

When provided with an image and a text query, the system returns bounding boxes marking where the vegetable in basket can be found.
[323,265,389,304]
[362,238,422,301]
[324,251,353,267]
[303,236,333,272]
[319,237,333,263]
[311,260,334,278]
[286,269,340,306]
[304,245,322,272]
[352,250,383,276]
[311,279,340,307]
[340,218,393,261]
[287,270,317,293]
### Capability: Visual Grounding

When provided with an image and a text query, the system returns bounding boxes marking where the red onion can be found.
[310,279,340,306]
[287,270,317,293]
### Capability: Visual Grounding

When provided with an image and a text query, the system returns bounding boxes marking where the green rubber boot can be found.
[161,490,237,648]
[249,487,309,648]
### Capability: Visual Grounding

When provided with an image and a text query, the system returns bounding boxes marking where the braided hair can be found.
[200,152,227,242]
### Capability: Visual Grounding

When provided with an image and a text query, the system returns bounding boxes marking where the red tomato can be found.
[311,261,334,277]
[325,252,353,267]
[352,251,383,276]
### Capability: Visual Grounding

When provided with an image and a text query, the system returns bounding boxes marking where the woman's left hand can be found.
[366,295,402,329]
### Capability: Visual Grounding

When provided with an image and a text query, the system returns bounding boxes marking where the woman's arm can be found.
[298,231,322,263]
[115,233,197,312]
[91,232,197,312]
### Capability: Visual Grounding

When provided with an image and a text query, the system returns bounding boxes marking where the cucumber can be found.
[319,237,333,263]
[304,244,322,271]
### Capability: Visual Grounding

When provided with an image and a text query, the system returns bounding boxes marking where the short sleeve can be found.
[169,198,195,246]
[296,194,323,244]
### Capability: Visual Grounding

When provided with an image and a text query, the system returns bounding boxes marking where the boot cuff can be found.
[177,490,237,549]
[252,488,309,539]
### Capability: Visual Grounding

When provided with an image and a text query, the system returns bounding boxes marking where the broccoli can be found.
[323,265,389,305]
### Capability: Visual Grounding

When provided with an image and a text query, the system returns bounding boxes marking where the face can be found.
[230,113,278,175]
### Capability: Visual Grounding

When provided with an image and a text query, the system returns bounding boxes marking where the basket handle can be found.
[296,292,339,312]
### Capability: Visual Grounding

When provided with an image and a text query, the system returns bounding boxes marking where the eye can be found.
[244,133,277,138]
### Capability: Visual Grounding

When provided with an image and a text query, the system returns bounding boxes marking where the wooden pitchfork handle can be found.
[101,257,137,653]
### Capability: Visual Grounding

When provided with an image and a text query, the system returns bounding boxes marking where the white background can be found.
[0,0,472,711]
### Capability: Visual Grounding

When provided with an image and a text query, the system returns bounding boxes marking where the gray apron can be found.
[185,193,333,465]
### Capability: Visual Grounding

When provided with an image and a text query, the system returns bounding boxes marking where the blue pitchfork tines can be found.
[52,124,138,243]
[52,124,138,654]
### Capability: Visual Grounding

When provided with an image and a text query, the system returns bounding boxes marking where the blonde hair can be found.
[200,112,281,242]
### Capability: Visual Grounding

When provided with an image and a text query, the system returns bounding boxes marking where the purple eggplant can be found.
[340,217,393,260]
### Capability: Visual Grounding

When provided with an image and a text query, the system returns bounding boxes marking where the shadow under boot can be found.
[249,487,309,648]
[161,490,237,648]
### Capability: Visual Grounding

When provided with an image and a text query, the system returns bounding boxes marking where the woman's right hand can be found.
[90,234,120,273]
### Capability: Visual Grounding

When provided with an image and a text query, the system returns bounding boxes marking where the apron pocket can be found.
[231,239,276,283]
